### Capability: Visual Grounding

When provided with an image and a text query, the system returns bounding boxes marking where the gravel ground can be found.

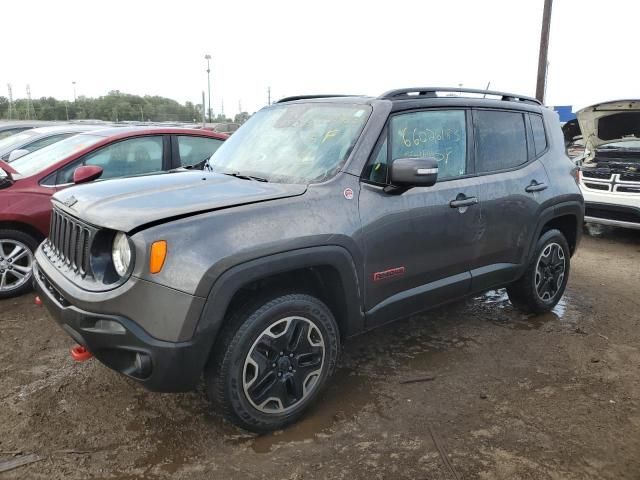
[1,224,639,479]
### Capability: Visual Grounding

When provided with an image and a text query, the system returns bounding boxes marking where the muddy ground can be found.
[1,225,639,479]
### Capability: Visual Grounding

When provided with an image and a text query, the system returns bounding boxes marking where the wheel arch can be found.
[193,246,364,366]
[0,221,46,243]
[528,200,584,262]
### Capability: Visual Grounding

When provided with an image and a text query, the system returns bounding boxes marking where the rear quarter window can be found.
[529,114,548,156]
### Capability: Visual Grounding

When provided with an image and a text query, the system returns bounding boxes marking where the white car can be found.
[576,100,640,230]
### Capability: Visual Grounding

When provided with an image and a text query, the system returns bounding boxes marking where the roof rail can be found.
[276,94,359,103]
[379,87,542,105]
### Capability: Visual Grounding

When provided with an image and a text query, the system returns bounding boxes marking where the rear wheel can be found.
[206,293,340,432]
[507,229,570,314]
[0,230,38,299]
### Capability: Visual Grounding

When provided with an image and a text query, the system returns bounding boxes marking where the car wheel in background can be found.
[0,230,39,299]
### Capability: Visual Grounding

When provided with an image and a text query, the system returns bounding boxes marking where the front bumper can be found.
[581,185,640,229]
[33,261,212,392]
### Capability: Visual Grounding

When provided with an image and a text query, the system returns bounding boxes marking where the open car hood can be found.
[576,99,640,149]
[52,170,307,232]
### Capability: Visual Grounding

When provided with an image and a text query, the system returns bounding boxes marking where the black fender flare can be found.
[525,199,584,264]
[193,245,364,361]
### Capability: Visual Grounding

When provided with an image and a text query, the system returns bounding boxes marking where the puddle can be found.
[243,367,377,453]
[477,289,510,307]
[474,288,582,331]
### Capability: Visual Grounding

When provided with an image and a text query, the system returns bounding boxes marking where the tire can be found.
[205,293,340,433]
[0,229,39,300]
[507,228,570,314]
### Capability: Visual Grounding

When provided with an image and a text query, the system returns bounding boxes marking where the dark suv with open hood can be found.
[34,87,583,432]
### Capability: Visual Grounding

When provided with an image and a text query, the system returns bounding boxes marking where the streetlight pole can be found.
[72,81,76,102]
[204,54,212,123]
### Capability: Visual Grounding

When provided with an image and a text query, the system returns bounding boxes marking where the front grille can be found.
[617,185,640,194]
[584,182,610,191]
[47,208,95,276]
[582,170,612,180]
[620,172,640,182]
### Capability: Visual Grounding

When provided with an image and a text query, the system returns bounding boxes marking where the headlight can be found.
[112,232,132,276]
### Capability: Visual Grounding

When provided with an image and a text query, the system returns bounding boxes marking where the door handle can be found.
[449,196,478,208]
[525,181,548,193]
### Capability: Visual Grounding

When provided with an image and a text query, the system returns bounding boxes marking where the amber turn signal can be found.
[149,240,167,274]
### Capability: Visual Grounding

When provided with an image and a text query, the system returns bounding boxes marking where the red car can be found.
[0,126,227,298]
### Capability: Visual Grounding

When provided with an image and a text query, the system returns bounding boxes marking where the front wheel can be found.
[206,293,340,432]
[0,230,38,299]
[507,229,571,314]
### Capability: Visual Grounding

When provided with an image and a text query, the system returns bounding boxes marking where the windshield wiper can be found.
[221,171,269,182]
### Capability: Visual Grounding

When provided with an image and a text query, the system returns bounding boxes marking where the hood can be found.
[576,99,640,149]
[52,170,307,232]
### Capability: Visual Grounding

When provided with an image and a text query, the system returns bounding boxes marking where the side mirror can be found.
[389,157,438,190]
[7,149,30,162]
[73,165,103,184]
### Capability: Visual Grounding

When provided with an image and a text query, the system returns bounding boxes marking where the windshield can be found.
[10,134,104,177]
[0,130,37,151]
[598,140,640,150]
[208,103,371,183]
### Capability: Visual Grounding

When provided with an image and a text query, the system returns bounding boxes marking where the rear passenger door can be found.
[470,109,552,291]
[172,135,224,169]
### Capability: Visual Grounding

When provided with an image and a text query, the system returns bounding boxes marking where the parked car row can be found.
[26,87,584,432]
[0,126,227,298]
[0,124,106,162]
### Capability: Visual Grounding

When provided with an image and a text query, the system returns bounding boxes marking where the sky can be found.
[2,0,638,118]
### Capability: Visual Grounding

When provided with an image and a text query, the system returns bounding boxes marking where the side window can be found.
[390,110,467,180]
[177,136,224,167]
[529,114,548,156]
[57,136,164,184]
[24,133,74,153]
[474,110,527,173]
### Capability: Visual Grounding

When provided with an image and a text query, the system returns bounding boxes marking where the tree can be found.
[234,112,251,124]
[0,91,203,123]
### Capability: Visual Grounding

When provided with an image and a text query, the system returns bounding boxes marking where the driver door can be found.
[359,108,482,327]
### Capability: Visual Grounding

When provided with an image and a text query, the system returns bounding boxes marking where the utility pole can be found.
[204,54,212,123]
[535,0,553,103]
[72,81,77,102]
[267,86,271,106]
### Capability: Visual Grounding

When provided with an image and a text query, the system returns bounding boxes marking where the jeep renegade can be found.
[33,87,584,432]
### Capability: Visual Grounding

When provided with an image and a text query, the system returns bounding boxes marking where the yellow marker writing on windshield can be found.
[322,129,339,143]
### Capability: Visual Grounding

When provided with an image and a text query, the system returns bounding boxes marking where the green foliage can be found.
[234,111,251,124]
[0,92,204,123]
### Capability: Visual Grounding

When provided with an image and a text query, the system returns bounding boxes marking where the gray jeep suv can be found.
[34,87,584,432]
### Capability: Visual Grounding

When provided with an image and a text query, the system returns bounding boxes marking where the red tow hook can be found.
[34,296,42,306]
[70,345,93,362]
